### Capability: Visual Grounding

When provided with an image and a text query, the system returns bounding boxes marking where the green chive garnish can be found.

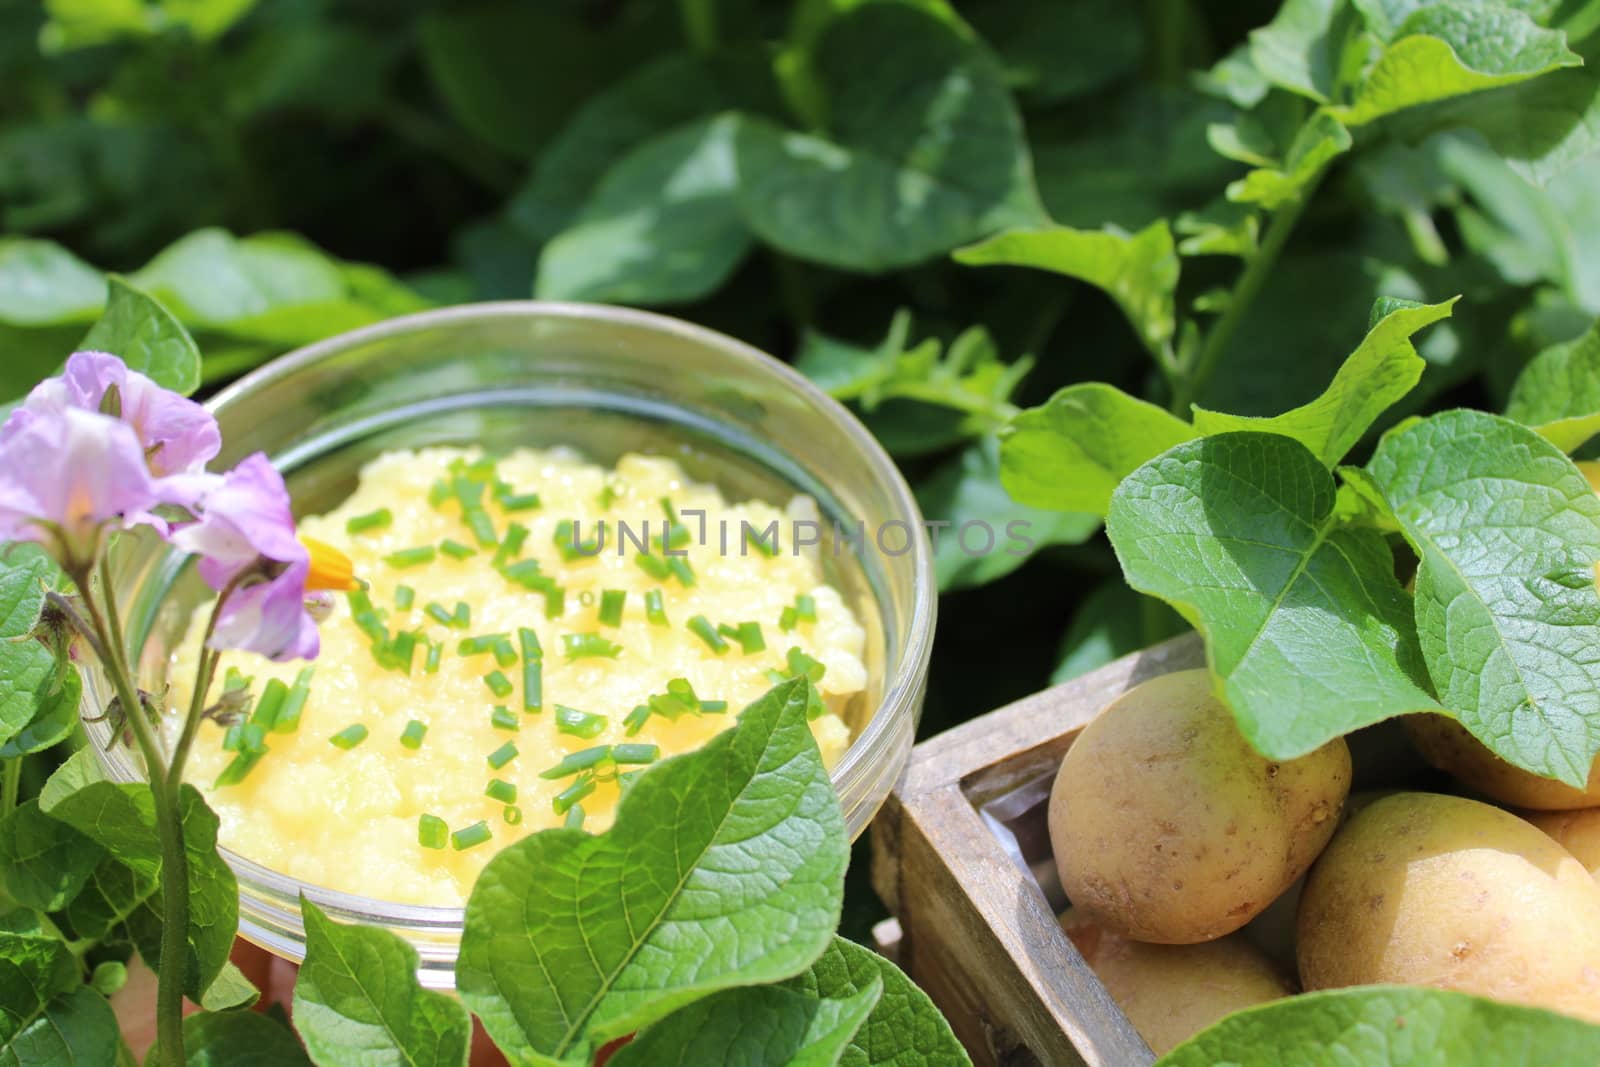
[500,559,545,587]
[504,805,524,825]
[779,606,797,631]
[667,557,695,586]
[484,671,514,699]
[214,751,262,788]
[385,546,437,569]
[426,602,455,627]
[395,585,416,610]
[487,741,518,769]
[613,743,660,765]
[492,636,518,667]
[418,814,447,849]
[464,507,496,547]
[451,821,492,851]
[724,621,764,654]
[424,641,443,674]
[273,668,313,734]
[553,776,596,814]
[440,539,476,560]
[699,700,728,712]
[644,589,668,626]
[540,745,613,779]
[624,705,651,735]
[485,778,518,804]
[598,589,625,627]
[545,586,565,618]
[795,594,817,622]
[562,632,623,660]
[564,804,586,830]
[348,589,388,642]
[687,615,727,653]
[250,678,288,730]
[635,553,671,581]
[346,508,392,535]
[490,706,519,731]
[500,492,541,512]
[555,705,607,739]
[786,646,826,682]
[330,724,369,750]
[522,660,542,713]
[744,525,777,557]
[428,480,452,508]
[493,522,529,567]
[518,627,543,660]
[400,720,427,749]
[454,601,472,628]
[459,633,510,656]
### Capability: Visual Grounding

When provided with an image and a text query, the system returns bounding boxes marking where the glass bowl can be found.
[83,301,936,988]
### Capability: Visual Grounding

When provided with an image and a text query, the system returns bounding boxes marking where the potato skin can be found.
[1526,807,1600,879]
[1059,908,1291,1055]
[1049,669,1351,943]
[1297,791,1600,1023]
[1404,714,1600,810]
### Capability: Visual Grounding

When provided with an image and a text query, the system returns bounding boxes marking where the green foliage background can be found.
[10,0,1600,943]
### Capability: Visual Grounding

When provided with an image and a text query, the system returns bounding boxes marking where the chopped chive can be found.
[490,706,519,731]
[487,741,518,769]
[564,804,587,830]
[732,621,765,654]
[598,589,625,627]
[794,594,818,622]
[634,553,671,580]
[485,778,518,804]
[667,557,695,586]
[451,821,492,851]
[380,630,419,674]
[347,589,388,642]
[384,546,437,569]
[687,615,728,653]
[273,668,313,734]
[492,636,518,668]
[464,508,497,547]
[345,508,392,535]
[452,475,486,509]
[395,585,416,610]
[545,585,565,618]
[418,813,448,849]
[500,492,541,512]
[492,522,529,567]
[454,601,472,628]
[779,606,798,631]
[555,705,607,739]
[214,751,263,788]
[500,559,545,586]
[613,743,660,765]
[660,496,676,521]
[700,700,728,713]
[424,641,443,674]
[657,522,691,551]
[518,627,543,660]
[598,484,617,509]
[428,479,452,508]
[400,719,427,749]
[504,805,524,825]
[553,775,596,814]
[224,721,267,755]
[522,660,542,712]
[459,632,511,655]
[562,632,623,660]
[483,671,514,699]
[425,602,455,627]
[440,539,476,560]
[330,724,369,750]
[744,526,777,557]
[644,589,668,626]
[624,705,651,735]
[250,678,288,730]
[786,646,826,683]
[540,745,613,779]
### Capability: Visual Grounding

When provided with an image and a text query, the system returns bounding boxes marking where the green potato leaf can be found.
[1107,432,1442,758]
[0,985,119,1067]
[292,897,471,1067]
[1248,0,1356,102]
[999,383,1198,516]
[1505,317,1600,450]
[608,980,881,1067]
[1366,409,1600,785]
[1227,112,1352,211]
[457,679,847,1066]
[0,669,82,758]
[1192,298,1456,464]
[0,548,67,752]
[955,222,1179,357]
[0,911,82,1056]
[63,856,156,943]
[1451,69,1600,186]
[916,437,1100,591]
[79,275,202,396]
[786,937,970,1067]
[1353,0,1564,39]
[0,799,103,912]
[733,3,1043,272]
[0,238,104,327]
[1157,985,1600,1066]
[535,117,750,305]
[1334,2,1582,126]
[184,1008,315,1067]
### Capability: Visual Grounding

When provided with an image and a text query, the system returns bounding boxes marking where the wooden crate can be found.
[871,634,1205,1067]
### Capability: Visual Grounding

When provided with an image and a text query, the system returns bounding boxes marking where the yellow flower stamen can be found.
[302,536,358,592]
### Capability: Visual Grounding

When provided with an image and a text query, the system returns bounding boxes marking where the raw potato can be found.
[1526,808,1600,880]
[1297,791,1600,1023]
[1049,669,1351,943]
[1059,908,1291,1055]
[1404,714,1600,810]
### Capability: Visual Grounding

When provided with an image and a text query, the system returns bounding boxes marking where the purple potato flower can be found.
[0,407,167,568]
[171,453,320,662]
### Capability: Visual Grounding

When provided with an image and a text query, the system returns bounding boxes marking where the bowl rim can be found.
[189,300,936,924]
